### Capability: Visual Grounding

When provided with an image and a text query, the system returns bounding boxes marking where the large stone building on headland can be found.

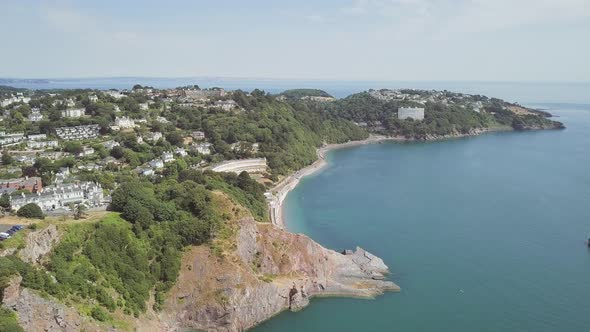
[398,107,425,121]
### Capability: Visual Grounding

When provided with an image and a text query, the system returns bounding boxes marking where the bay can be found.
[254,103,590,331]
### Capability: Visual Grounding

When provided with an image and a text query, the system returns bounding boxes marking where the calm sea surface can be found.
[254,103,590,331]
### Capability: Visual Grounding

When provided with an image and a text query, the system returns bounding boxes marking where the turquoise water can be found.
[254,104,590,331]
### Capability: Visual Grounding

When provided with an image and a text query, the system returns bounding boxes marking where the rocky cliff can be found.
[159,217,399,331]
[18,224,61,264]
[2,275,105,332]
[2,216,397,331]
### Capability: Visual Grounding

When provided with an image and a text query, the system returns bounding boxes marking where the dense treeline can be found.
[162,91,367,175]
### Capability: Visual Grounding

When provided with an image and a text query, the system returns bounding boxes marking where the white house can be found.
[213,100,238,111]
[137,167,154,176]
[175,147,188,157]
[162,152,175,163]
[88,95,99,102]
[61,108,85,118]
[0,133,25,146]
[28,111,44,122]
[156,116,170,124]
[27,134,47,141]
[149,159,164,169]
[55,167,70,183]
[113,116,136,129]
[0,93,31,107]
[192,142,212,155]
[102,140,119,150]
[192,131,206,140]
[105,91,124,99]
[145,131,163,142]
[78,163,102,171]
[77,147,95,157]
[27,140,59,149]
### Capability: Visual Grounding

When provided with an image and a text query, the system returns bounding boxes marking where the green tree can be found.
[73,203,87,220]
[16,203,44,219]
[1,152,13,166]
[63,141,83,155]
[91,306,109,322]
[166,131,183,147]
[0,193,10,210]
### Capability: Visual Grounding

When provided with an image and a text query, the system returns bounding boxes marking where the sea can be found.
[5,78,589,331]
[254,102,590,331]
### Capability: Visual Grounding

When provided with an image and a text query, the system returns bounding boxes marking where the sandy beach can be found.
[267,134,399,228]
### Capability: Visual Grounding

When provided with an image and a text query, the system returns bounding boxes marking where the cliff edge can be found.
[158,217,398,331]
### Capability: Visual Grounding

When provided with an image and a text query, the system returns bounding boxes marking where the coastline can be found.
[267,127,514,229]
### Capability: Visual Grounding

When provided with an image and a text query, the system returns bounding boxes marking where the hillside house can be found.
[61,108,85,118]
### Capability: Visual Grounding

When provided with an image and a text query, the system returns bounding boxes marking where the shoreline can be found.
[267,127,514,229]
[268,134,403,228]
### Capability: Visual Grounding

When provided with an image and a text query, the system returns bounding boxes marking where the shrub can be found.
[90,306,109,322]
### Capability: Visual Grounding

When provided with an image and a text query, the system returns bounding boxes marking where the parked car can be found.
[0,232,11,240]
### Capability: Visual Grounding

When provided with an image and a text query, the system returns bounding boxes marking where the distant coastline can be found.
[3,78,590,103]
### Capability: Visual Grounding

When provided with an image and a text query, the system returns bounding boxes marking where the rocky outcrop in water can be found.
[160,217,399,331]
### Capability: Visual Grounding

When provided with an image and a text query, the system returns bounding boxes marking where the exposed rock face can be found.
[0,247,17,257]
[162,218,399,331]
[1,275,103,332]
[18,224,61,264]
[1,275,22,308]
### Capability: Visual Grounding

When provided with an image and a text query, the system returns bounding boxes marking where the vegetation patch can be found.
[0,307,24,332]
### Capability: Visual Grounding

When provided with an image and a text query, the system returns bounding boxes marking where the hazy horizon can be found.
[2,76,590,84]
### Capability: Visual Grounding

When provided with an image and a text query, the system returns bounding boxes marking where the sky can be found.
[1,0,589,81]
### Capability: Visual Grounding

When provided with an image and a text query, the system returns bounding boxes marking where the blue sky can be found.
[1,0,589,81]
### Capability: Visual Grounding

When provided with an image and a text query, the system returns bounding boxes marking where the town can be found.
[0,85,273,218]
